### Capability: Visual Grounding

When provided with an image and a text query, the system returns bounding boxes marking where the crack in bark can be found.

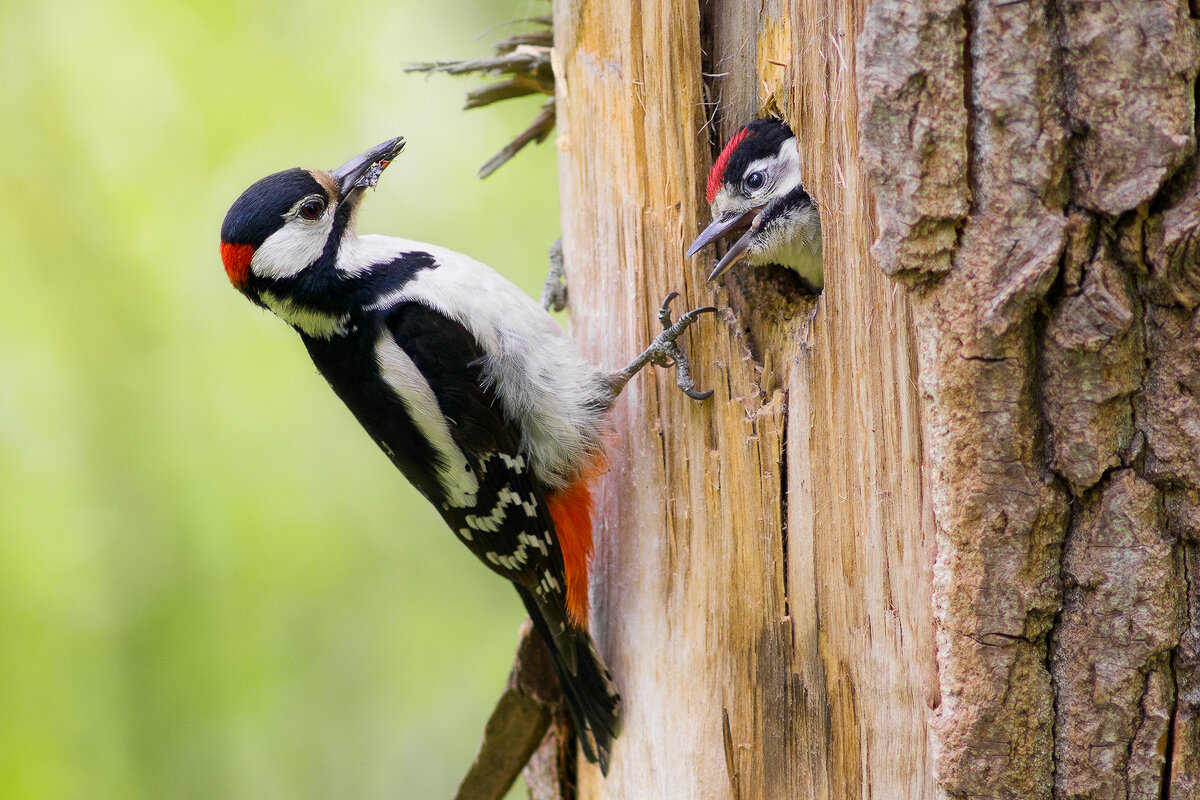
[961,0,977,223]
[1161,648,1177,800]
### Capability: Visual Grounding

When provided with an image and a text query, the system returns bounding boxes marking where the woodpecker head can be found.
[687,118,823,289]
[220,136,406,303]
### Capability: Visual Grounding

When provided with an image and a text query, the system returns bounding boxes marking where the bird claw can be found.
[540,238,569,312]
[652,292,718,400]
[608,292,717,402]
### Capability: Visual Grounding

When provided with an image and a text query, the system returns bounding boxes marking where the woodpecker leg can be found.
[540,238,568,313]
[607,292,717,402]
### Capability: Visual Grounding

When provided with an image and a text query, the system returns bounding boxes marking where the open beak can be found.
[686,208,761,281]
[333,136,406,202]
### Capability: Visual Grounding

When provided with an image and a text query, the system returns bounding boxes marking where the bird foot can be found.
[540,238,568,312]
[608,293,717,402]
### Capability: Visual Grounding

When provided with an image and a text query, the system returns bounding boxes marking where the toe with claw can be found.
[540,238,569,313]
[607,292,717,403]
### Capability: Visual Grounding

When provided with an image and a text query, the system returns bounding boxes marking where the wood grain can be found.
[553,0,933,796]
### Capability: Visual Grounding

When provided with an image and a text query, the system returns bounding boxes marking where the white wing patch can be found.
[336,232,413,277]
[374,333,480,507]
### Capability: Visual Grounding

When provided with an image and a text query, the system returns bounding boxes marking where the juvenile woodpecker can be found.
[687,118,823,291]
[219,136,713,773]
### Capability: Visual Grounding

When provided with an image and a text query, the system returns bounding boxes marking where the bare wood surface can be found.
[405,18,556,178]
[553,0,932,796]
[522,727,573,800]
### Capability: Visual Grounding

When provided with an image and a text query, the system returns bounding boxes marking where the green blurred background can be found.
[0,0,561,797]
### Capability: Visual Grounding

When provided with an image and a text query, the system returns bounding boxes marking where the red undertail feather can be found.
[544,457,606,629]
[706,127,752,204]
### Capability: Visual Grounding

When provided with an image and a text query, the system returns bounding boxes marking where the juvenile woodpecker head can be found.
[687,118,823,290]
[220,137,406,303]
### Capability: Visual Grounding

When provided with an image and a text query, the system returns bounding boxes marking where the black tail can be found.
[516,587,622,773]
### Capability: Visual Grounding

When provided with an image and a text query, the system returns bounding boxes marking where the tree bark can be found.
[551,0,1200,798]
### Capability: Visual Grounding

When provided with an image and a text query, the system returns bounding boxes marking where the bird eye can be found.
[299,198,326,220]
[745,171,766,191]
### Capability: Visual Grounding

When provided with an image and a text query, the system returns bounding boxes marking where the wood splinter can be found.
[405,17,557,179]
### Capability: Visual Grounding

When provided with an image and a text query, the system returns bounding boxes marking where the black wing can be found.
[385,302,619,764]
[383,303,577,644]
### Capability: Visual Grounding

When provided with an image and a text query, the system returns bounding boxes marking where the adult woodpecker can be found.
[687,118,823,292]
[219,136,713,773]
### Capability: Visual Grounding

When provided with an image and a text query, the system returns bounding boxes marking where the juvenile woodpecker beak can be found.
[686,208,761,281]
[333,136,406,202]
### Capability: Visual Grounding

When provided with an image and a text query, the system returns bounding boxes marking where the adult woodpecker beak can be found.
[686,208,762,281]
[333,136,406,202]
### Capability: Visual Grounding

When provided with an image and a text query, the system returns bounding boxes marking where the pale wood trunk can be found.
[551,0,1200,798]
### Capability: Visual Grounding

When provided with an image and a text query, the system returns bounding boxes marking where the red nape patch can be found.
[544,457,607,630]
[706,127,753,205]
[220,242,255,290]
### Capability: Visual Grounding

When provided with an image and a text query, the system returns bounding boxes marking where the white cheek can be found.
[743,144,804,201]
[711,185,749,216]
[712,185,734,210]
[251,216,333,280]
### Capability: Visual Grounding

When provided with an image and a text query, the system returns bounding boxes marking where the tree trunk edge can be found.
[555,0,1200,798]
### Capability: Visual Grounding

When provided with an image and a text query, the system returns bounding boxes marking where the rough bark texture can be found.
[858,1,1200,799]
[551,0,1200,797]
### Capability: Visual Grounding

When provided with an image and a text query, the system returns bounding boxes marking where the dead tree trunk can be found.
[551,0,1200,798]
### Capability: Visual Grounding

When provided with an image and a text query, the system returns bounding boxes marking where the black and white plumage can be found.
[687,118,824,291]
[219,137,629,769]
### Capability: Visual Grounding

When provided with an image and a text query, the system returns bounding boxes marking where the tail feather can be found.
[516,587,621,773]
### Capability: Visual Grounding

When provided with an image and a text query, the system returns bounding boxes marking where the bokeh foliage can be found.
[0,0,561,797]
